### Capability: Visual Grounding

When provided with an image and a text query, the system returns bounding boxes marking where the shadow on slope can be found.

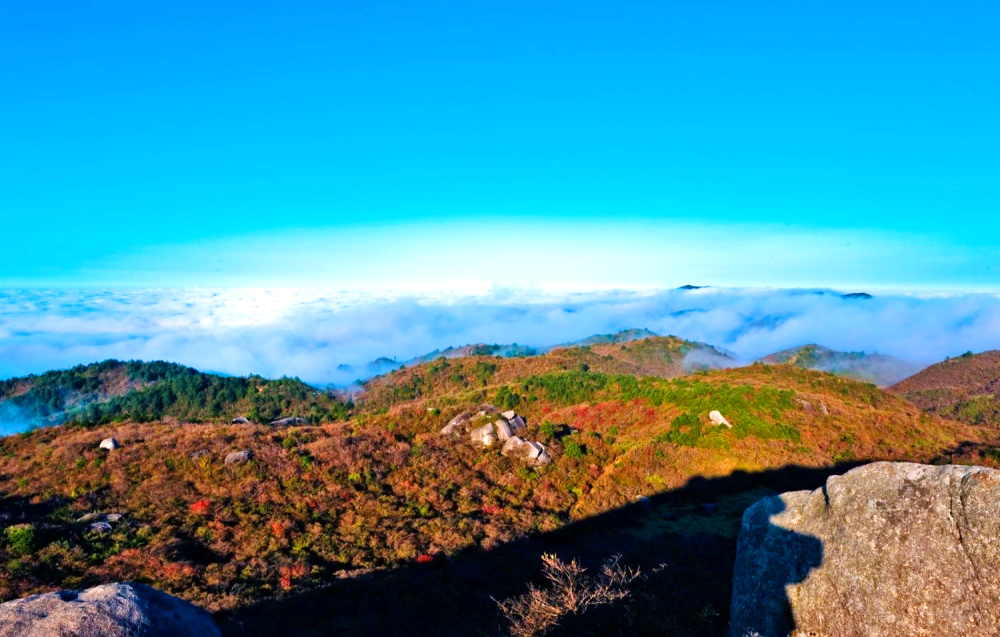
[219,463,857,637]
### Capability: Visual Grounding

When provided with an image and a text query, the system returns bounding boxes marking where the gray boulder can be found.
[440,412,471,435]
[231,417,250,424]
[76,513,123,525]
[270,417,308,426]
[224,450,253,465]
[494,419,514,442]
[99,438,120,451]
[0,582,220,636]
[731,462,1000,637]
[470,423,498,447]
[500,436,551,466]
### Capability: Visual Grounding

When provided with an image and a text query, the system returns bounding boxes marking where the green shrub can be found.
[495,385,522,410]
[6,524,36,556]
[564,439,586,459]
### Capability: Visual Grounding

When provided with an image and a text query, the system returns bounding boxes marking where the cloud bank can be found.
[3,287,1000,386]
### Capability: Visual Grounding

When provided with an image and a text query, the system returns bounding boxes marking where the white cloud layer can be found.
[3,287,1000,386]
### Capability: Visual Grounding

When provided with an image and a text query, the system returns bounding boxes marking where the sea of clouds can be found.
[3,287,1000,386]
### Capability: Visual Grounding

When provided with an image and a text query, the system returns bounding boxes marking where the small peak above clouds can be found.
[758,344,923,386]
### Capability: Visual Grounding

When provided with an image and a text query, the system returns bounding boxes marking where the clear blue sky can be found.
[2,1,998,289]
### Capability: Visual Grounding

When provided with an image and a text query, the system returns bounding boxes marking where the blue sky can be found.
[2,1,998,289]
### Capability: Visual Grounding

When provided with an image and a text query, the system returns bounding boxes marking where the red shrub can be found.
[189,500,211,515]
[415,554,435,564]
[481,504,501,515]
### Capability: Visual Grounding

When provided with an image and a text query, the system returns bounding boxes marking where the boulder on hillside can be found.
[0,582,221,637]
[440,412,471,435]
[270,417,308,426]
[501,410,527,431]
[494,419,514,442]
[99,438,120,451]
[224,450,253,465]
[476,404,498,416]
[708,411,731,427]
[231,417,250,424]
[731,462,1000,637]
[470,423,497,447]
[77,513,123,535]
[501,436,551,466]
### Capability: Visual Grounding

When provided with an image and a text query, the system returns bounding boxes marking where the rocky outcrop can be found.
[501,436,551,466]
[501,410,526,431]
[0,582,220,636]
[224,450,253,465]
[440,412,471,435]
[731,462,1000,637]
[470,423,498,447]
[76,513,124,536]
[231,417,250,424]
[99,438,120,451]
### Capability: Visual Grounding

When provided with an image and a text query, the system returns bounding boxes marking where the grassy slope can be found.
[358,336,735,411]
[0,353,992,635]
[888,350,1000,425]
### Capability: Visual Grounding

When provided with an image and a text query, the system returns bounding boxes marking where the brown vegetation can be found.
[889,350,1000,425]
[1,349,998,635]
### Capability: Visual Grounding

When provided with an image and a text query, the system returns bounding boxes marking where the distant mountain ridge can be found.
[758,344,923,387]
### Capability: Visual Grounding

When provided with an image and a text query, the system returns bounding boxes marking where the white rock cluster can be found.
[439,408,550,466]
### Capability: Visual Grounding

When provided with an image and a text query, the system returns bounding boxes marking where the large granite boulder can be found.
[731,462,1000,637]
[0,582,220,636]
[501,436,552,466]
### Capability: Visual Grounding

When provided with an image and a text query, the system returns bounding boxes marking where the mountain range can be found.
[2,335,998,636]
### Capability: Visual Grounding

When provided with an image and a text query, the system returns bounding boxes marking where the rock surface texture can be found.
[224,450,253,465]
[730,462,1000,637]
[0,582,221,637]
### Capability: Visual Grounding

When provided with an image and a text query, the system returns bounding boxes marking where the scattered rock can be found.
[76,513,123,525]
[0,582,221,636]
[708,411,731,427]
[500,436,551,466]
[476,404,498,416]
[632,495,652,508]
[86,522,113,535]
[730,462,1000,637]
[470,423,497,447]
[270,417,308,426]
[494,419,514,442]
[501,410,527,431]
[440,412,471,435]
[797,399,814,411]
[819,401,829,415]
[224,450,253,465]
[99,438,120,451]
[231,417,250,424]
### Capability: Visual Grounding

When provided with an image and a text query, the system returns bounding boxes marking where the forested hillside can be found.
[0,360,350,429]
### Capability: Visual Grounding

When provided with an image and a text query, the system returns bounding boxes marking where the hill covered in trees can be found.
[0,360,350,432]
